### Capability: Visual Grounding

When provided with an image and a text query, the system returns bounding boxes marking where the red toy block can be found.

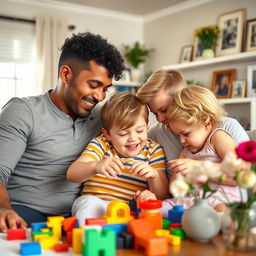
[63,216,77,232]
[7,229,26,240]
[54,243,69,252]
[85,217,107,225]
[66,231,72,245]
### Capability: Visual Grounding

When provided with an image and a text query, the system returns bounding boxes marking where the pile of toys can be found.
[6,200,186,256]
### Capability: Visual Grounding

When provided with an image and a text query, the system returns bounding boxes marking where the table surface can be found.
[0,231,254,256]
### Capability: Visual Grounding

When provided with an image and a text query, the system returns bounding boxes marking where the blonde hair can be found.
[168,85,226,127]
[137,69,186,103]
[101,92,149,131]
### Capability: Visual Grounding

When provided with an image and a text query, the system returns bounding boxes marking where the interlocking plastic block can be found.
[162,219,171,230]
[119,232,134,249]
[54,243,69,252]
[47,216,65,239]
[168,205,185,223]
[39,236,58,249]
[155,229,181,245]
[72,228,83,254]
[85,217,107,226]
[171,228,186,240]
[83,229,116,256]
[20,242,41,255]
[102,223,127,235]
[63,216,78,231]
[7,229,26,240]
[32,231,53,241]
[116,235,124,249]
[31,222,47,232]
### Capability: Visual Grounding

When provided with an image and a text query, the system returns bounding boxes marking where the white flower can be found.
[221,152,242,177]
[237,170,256,189]
[169,174,189,197]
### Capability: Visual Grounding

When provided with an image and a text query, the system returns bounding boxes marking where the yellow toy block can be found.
[103,200,134,224]
[33,234,51,242]
[155,229,181,245]
[40,228,50,232]
[72,228,83,254]
[39,236,59,249]
[47,216,65,239]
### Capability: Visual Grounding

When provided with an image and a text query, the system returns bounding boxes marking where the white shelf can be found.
[219,97,256,104]
[113,81,141,87]
[162,51,256,70]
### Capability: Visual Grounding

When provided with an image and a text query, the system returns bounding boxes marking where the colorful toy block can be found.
[72,228,83,254]
[39,236,58,249]
[46,216,65,240]
[85,217,107,226]
[170,228,186,240]
[82,224,102,244]
[119,232,134,249]
[7,228,26,240]
[63,216,78,232]
[102,223,127,235]
[20,242,41,256]
[103,200,134,224]
[54,243,69,252]
[31,222,47,232]
[162,219,171,230]
[155,229,181,245]
[83,229,116,256]
[168,205,184,223]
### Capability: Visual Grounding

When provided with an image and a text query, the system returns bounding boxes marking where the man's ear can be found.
[102,128,111,141]
[59,65,73,85]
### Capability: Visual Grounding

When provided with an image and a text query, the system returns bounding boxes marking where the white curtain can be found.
[35,15,67,94]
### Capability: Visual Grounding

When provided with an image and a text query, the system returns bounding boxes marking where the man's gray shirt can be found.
[0,92,101,216]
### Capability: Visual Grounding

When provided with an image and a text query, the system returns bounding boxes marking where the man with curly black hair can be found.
[0,32,125,232]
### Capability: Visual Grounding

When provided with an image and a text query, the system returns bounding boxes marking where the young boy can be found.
[67,92,169,224]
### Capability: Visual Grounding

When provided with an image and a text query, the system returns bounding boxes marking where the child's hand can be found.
[134,190,157,201]
[95,157,123,178]
[130,162,157,179]
[169,158,198,175]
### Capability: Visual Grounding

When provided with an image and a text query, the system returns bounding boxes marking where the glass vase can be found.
[222,207,256,252]
[202,48,214,59]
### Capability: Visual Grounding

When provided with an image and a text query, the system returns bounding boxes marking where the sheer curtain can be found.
[35,15,67,94]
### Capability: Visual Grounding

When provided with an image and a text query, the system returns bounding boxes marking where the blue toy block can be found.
[20,242,41,255]
[102,223,127,235]
[31,222,47,232]
[168,205,185,223]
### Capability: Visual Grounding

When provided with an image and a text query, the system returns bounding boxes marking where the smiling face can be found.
[169,119,212,153]
[103,115,148,158]
[148,84,185,126]
[55,60,112,120]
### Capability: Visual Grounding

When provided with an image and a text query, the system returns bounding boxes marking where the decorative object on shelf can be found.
[122,41,154,82]
[169,161,222,241]
[246,18,256,52]
[215,8,246,56]
[119,68,132,83]
[247,64,256,97]
[186,79,205,87]
[210,69,236,99]
[180,45,193,63]
[194,25,219,59]
[182,199,221,242]
[192,28,204,61]
[232,80,247,98]
[221,141,256,252]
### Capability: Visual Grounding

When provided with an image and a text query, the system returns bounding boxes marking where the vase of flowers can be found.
[195,25,219,59]
[221,141,256,252]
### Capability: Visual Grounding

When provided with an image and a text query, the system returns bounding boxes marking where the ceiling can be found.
[53,0,189,16]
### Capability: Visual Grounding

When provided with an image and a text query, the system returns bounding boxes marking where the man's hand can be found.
[0,208,27,233]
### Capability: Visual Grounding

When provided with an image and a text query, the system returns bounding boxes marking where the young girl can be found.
[160,85,240,217]
[67,92,169,224]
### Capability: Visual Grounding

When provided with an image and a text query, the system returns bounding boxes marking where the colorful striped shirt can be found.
[81,134,166,202]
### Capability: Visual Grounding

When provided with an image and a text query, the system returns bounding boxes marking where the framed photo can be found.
[215,9,245,56]
[247,64,256,97]
[192,30,204,61]
[232,80,247,98]
[211,69,236,99]
[246,18,256,51]
[180,45,193,63]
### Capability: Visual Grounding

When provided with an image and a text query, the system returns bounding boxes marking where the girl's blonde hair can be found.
[137,69,186,103]
[168,85,226,127]
[101,92,149,131]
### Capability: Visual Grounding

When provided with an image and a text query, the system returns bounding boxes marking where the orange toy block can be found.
[63,216,78,232]
[103,200,134,224]
[128,219,168,256]
[85,217,107,226]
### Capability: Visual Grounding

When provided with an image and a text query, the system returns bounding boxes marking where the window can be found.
[0,19,36,109]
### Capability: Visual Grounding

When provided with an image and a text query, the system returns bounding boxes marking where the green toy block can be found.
[171,228,186,240]
[162,219,171,230]
[83,229,116,256]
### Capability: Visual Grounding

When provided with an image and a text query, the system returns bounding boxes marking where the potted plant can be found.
[195,25,219,58]
[123,41,154,82]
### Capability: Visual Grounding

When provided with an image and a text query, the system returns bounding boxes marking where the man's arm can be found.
[0,183,27,232]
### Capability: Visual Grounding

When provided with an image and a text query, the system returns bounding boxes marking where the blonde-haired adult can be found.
[161,85,241,214]
[137,69,249,176]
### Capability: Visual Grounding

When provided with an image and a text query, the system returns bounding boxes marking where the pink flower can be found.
[235,141,256,163]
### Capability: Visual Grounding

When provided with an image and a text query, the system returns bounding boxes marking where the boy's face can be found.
[103,115,148,158]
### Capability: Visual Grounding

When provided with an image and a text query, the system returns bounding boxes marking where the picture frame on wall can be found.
[246,18,256,52]
[180,45,193,63]
[247,64,256,97]
[211,69,236,99]
[232,80,247,98]
[192,30,204,61]
[215,8,245,56]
